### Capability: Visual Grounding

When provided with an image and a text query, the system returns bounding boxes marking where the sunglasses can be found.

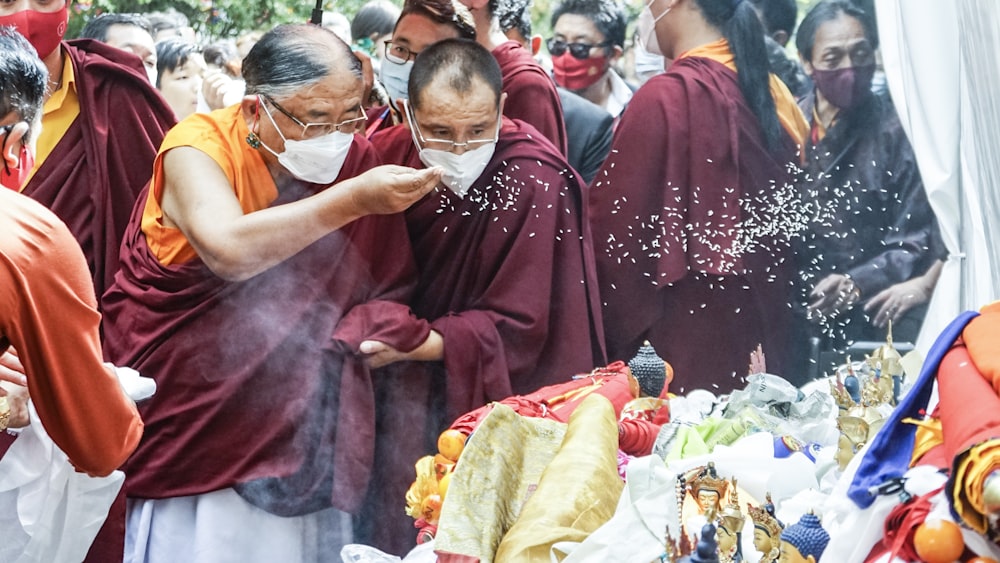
[546,38,612,60]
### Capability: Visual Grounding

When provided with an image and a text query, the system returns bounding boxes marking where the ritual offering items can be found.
[716,480,745,563]
[629,340,674,398]
[748,494,783,563]
[779,512,829,563]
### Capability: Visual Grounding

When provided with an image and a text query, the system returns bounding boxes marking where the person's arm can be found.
[0,205,142,477]
[159,146,442,281]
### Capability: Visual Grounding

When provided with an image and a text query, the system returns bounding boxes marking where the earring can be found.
[246,131,261,149]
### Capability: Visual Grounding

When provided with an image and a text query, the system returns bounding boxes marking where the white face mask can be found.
[379,60,413,110]
[636,0,671,58]
[258,99,353,184]
[404,100,499,198]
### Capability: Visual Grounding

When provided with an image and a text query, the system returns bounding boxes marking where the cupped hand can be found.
[350,165,443,216]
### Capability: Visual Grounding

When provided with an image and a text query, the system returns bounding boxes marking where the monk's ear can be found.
[800,55,814,77]
[498,92,508,118]
[771,30,789,47]
[1,121,29,170]
[240,95,259,122]
[609,44,624,62]
[399,99,413,130]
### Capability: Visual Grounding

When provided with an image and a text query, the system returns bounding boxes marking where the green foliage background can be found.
[68,0,824,44]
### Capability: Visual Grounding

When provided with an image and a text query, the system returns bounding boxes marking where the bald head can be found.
[243,24,362,99]
[408,38,501,110]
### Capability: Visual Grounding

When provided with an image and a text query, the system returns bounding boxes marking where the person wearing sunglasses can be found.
[549,0,634,121]
[101,25,444,562]
[366,38,605,553]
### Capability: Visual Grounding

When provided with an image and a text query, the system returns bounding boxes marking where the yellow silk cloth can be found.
[493,395,624,562]
[434,404,568,563]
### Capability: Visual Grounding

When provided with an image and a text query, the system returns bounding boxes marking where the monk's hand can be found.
[359,340,406,369]
[350,165,443,215]
[808,273,860,318]
[0,381,29,428]
[0,348,27,391]
[864,277,932,329]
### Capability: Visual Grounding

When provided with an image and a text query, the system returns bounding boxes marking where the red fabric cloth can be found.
[102,139,430,517]
[589,56,798,392]
[20,40,174,300]
[492,41,568,157]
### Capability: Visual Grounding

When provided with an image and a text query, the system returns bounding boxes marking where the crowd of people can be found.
[0,0,945,560]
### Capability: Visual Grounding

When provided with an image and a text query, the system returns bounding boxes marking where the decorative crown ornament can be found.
[747,493,783,540]
[688,462,729,500]
[629,340,671,397]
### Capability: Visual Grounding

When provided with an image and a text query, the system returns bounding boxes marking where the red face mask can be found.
[1,127,36,192]
[0,3,69,60]
[552,52,608,91]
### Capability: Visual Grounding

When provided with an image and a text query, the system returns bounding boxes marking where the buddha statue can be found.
[778,512,829,563]
[716,479,745,563]
[748,493,783,563]
[628,340,673,398]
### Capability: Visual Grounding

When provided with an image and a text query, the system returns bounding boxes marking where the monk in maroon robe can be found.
[459,0,568,155]
[102,25,442,559]
[359,39,604,553]
[20,39,174,299]
[589,28,808,391]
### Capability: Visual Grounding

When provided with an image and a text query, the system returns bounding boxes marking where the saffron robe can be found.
[589,45,801,393]
[102,109,430,518]
[492,41,569,157]
[362,118,605,553]
[20,39,175,299]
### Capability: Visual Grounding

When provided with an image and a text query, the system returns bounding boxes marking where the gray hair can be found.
[243,24,362,100]
[0,27,48,143]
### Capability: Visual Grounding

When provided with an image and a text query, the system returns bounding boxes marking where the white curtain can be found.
[875,0,1000,352]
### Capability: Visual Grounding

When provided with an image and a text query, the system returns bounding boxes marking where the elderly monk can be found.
[589,0,809,392]
[0,29,143,562]
[363,38,605,552]
[0,0,175,299]
[457,0,569,155]
[101,25,442,562]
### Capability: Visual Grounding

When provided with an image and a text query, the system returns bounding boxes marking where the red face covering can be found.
[552,52,608,91]
[1,127,35,192]
[0,3,69,60]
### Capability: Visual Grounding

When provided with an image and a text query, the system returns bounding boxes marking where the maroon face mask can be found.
[0,4,69,60]
[811,64,876,110]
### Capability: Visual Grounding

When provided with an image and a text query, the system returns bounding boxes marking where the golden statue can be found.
[747,493,782,563]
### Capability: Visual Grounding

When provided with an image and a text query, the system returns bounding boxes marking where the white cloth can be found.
[603,71,633,119]
[125,487,352,563]
[0,366,153,563]
[0,403,124,563]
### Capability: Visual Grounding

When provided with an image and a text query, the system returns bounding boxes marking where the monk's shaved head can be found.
[243,24,362,99]
[408,38,502,110]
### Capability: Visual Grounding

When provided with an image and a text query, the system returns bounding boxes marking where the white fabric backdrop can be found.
[874,0,1000,352]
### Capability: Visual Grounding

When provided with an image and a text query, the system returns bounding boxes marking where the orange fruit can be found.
[913,518,964,563]
[433,453,455,480]
[438,470,452,498]
[437,429,467,462]
[967,558,999,563]
[420,494,443,524]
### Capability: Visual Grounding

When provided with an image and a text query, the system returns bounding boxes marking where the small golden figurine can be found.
[747,493,783,563]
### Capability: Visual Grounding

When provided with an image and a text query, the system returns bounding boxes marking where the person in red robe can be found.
[589,0,810,393]
[101,25,442,562]
[358,38,605,553]
[458,0,569,155]
[0,0,175,300]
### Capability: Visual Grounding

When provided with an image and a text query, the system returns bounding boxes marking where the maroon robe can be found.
[20,39,175,300]
[102,139,431,517]
[589,57,798,393]
[492,41,569,157]
[360,119,605,553]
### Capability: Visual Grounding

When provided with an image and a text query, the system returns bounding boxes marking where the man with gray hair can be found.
[101,24,442,561]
